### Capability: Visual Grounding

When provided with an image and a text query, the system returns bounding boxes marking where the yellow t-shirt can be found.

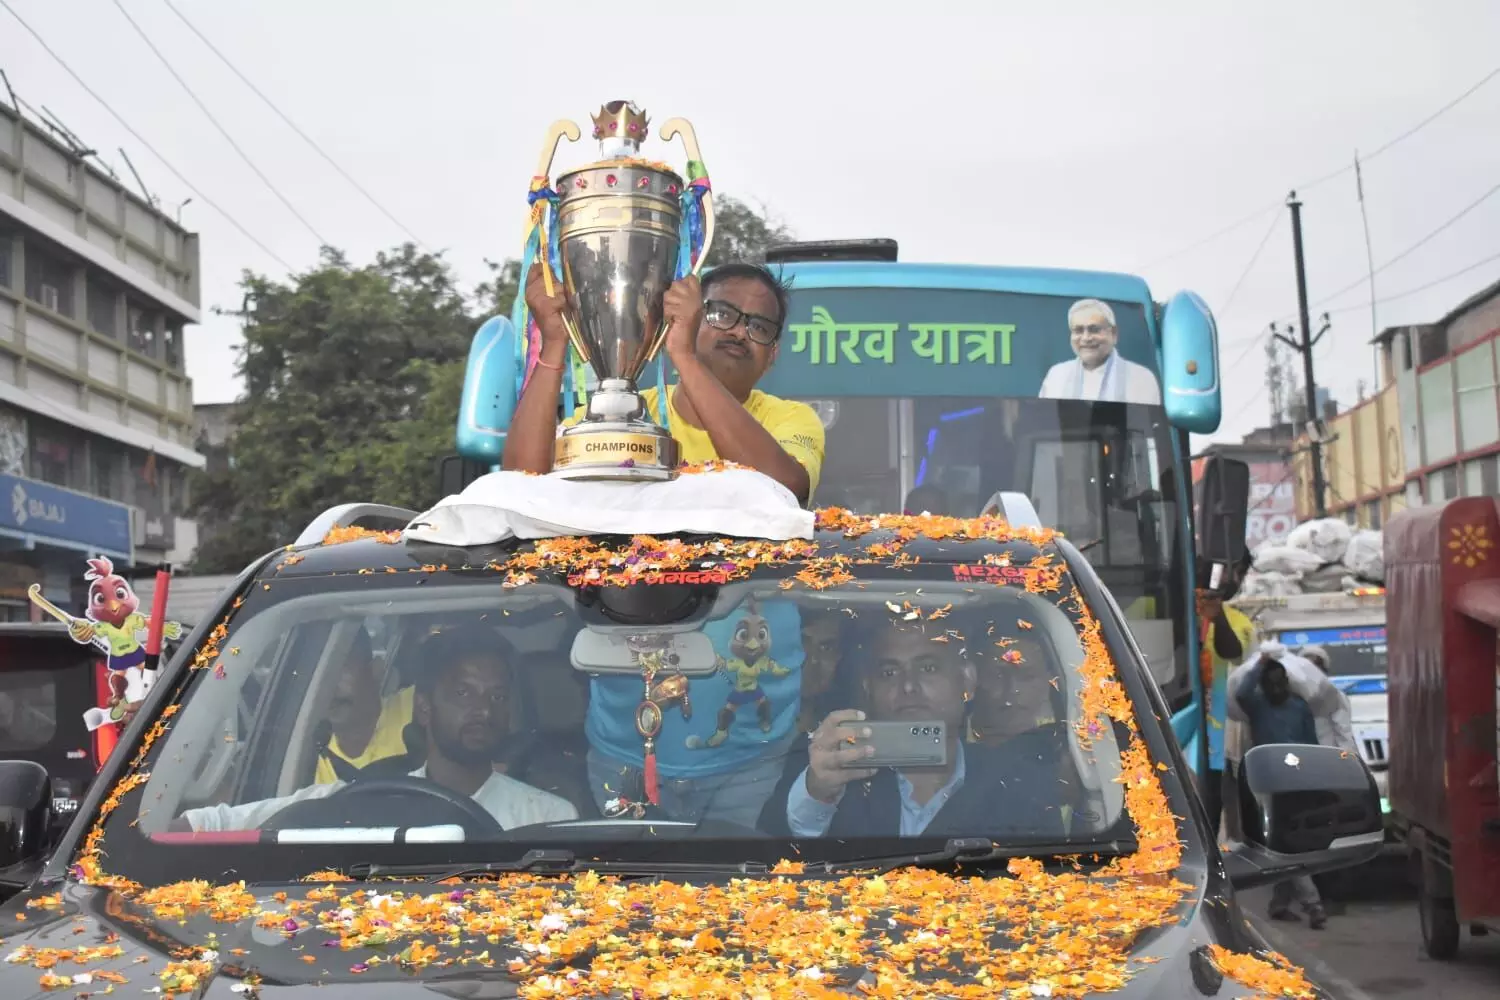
[565,386,826,500]
[314,685,415,785]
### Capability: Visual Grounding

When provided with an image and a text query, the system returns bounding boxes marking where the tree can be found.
[190,245,475,572]
[190,198,791,573]
[700,195,794,268]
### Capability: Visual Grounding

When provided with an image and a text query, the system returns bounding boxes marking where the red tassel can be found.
[644,751,660,805]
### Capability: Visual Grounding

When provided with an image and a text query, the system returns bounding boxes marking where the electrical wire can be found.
[159,0,428,249]
[111,0,330,248]
[1308,179,1500,311]
[1217,208,1283,320]
[1326,250,1500,315]
[1131,64,1500,272]
[0,0,294,272]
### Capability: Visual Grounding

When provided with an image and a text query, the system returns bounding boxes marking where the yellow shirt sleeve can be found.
[313,686,416,784]
[755,397,826,501]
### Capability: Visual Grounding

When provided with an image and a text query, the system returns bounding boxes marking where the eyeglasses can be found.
[703,299,781,345]
[1070,322,1113,336]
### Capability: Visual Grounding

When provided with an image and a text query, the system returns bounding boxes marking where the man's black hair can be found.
[701,261,792,333]
[414,623,517,698]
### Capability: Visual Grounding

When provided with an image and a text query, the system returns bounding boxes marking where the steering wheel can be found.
[261,776,504,838]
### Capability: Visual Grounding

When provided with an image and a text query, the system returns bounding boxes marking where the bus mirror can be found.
[1160,291,1222,435]
[455,315,521,463]
[1194,455,1250,569]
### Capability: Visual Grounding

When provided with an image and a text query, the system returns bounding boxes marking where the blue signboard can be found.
[759,287,1159,400]
[1332,675,1388,696]
[0,473,132,558]
[1279,626,1386,647]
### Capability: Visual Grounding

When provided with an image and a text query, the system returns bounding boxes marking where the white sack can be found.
[405,468,815,546]
[1286,518,1352,565]
[1237,571,1304,599]
[1252,545,1325,575]
[1342,530,1384,583]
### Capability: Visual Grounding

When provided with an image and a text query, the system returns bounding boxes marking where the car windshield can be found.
[100,544,1135,884]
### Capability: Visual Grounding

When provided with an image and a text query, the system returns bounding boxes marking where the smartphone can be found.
[834,720,948,769]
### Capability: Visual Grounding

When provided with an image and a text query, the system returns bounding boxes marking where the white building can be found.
[0,100,203,620]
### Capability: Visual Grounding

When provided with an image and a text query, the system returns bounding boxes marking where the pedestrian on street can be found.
[1234,649,1330,930]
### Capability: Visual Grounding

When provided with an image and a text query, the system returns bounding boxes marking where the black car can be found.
[0,511,1381,998]
[0,623,107,899]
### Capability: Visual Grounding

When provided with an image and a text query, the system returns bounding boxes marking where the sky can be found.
[4,0,1499,450]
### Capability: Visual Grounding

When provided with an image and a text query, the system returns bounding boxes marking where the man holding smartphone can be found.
[765,619,1056,839]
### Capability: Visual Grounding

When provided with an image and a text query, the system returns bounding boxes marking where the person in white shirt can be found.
[1039,299,1162,405]
[171,626,578,833]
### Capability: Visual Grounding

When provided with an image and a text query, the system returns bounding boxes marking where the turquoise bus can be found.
[446,238,1246,773]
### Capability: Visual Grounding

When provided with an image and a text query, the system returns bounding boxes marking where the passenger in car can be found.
[763,618,1055,839]
[313,627,414,783]
[168,626,577,833]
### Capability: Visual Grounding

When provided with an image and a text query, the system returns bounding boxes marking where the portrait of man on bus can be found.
[1038,299,1161,406]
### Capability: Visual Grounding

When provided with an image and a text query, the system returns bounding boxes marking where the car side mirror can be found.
[0,760,53,870]
[1223,743,1383,889]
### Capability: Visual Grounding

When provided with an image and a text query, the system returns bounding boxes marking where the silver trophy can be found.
[533,100,715,482]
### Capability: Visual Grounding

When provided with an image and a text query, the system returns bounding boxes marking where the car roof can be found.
[265,527,1063,584]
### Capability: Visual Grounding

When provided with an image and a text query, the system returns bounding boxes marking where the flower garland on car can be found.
[25,508,1316,1000]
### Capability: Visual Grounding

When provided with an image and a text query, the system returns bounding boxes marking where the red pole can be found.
[144,563,172,670]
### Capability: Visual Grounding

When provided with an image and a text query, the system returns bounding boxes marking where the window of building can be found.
[1364,499,1382,530]
[87,277,119,339]
[1428,465,1459,504]
[91,447,126,501]
[0,227,13,289]
[29,421,85,489]
[126,302,158,357]
[1466,454,1499,498]
[163,320,182,369]
[23,242,75,317]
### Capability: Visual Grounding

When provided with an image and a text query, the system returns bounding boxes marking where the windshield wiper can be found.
[347,849,778,884]
[818,836,1136,875]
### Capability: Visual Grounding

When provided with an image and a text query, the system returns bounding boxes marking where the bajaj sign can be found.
[0,473,132,558]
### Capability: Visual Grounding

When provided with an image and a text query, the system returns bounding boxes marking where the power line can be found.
[1217,208,1283,319]
[111,0,330,248]
[0,0,294,271]
[1308,178,1500,311]
[1132,64,1500,272]
[1327,249,1500,315]
[159,0,428,249]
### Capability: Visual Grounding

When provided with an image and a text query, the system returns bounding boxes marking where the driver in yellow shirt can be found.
[503,262,825,506]
[314,629,414,783]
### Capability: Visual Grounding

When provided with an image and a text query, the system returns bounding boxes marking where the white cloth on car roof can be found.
[405,468,815,547]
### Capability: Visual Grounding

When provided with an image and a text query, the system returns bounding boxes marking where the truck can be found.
[1235,588,1390,811]
[1385,497,1500,960]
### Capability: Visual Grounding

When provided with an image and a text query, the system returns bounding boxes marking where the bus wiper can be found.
[347,849,777,884]
[818,837,1136,875]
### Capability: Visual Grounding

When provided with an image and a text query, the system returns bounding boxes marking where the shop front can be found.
[0,471,133,620]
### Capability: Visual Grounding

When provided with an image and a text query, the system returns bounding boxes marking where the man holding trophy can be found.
[499,102,825,506]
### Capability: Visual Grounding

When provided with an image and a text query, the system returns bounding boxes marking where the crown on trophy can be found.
[591,100,650,144]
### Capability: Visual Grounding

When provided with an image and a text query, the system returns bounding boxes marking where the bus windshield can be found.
[762,282,1189,702]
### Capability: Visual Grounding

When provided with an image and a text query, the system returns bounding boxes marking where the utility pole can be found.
[1275,191,1330,517]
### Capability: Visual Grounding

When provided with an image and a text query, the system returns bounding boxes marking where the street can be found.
[1239,856,1500,999]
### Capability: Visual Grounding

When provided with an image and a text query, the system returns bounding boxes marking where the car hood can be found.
[0,874,1308,999]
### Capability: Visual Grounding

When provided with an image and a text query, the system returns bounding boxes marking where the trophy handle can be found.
[533,119,581,180]
[660,117,714,277]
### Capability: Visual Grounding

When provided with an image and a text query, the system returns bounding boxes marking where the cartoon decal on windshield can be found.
[687,599,791,750]
[27,557,183,731]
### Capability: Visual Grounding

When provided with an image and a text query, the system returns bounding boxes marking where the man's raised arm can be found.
[501,266,572,475]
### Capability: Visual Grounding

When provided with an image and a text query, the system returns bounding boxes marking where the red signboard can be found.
[1246,460,1296,547]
